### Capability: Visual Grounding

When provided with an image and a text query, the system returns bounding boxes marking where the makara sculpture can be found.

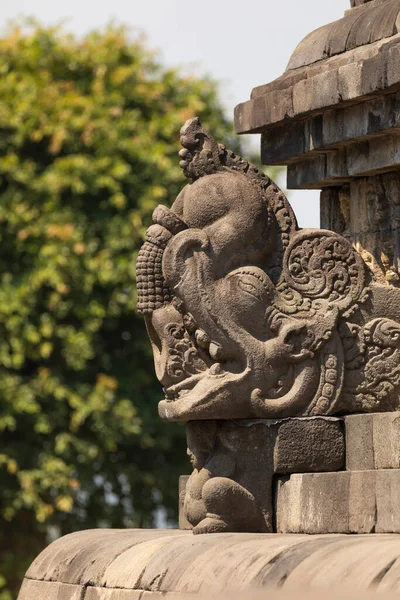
[137,117,400,533]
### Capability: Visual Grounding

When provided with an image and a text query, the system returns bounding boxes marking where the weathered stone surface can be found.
[179,417,344,533]
[17,529,400,597]
[351,0,376,7]
[346,414,375,470]
[346,412,400,470]
[183,420,275,534]
[338,61,363,101]
[387,43,400,86]
[276,469,400,534]
[138,119,400,426]
[286,135,400,189]
[179,475,191,530]
[289,0,400,70]
[18,580,84,600]
[274,418,345,473]
[25,529,184,586]
[320,176,400,284]
[262,92,400,166]
[276,472,350,534]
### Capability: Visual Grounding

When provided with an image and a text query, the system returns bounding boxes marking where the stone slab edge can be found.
[16,529,400,597]
[234,35,400,135]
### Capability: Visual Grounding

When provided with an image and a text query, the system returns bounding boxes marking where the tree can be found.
[0,22,244,599]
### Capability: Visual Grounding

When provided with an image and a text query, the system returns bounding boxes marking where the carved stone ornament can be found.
[137,118,400,422]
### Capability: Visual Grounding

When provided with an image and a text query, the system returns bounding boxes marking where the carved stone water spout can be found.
[137,117,400,534]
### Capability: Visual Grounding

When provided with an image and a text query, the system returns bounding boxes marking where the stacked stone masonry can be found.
[179,413,400,535]
[235,0,400,297]
[276,413,400,534]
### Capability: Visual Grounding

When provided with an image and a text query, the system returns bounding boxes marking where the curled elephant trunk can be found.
[250,359,320,418]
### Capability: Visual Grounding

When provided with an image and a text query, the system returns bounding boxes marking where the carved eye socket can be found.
[237,276,264,303]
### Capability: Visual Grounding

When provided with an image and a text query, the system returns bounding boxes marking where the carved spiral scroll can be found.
[281,229,366,315]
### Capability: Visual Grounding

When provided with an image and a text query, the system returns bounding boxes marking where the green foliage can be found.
[0,21,243,597]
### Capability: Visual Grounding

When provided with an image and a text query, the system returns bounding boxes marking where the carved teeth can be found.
[209,342,224,360]
[209,363,224,375]
[195,329,211,348]
[164,387,176,401]
[164,372,205,401]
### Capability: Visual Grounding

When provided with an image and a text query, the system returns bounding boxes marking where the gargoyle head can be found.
[137,119,368,421]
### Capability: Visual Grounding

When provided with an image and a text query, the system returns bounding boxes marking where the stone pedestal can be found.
[180,413,400,535]
[181,418,344,534]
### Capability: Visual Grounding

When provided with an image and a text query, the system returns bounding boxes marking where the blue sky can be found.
[0,0,350,226]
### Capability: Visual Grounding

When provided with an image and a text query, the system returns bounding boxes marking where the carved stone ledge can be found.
[17,529,400,598]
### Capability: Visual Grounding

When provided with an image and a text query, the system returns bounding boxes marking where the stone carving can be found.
[136,118,400,534]
[340,318,400,412]
[181,417,345,534]
[183,421,274,534]
[137,117,400,422]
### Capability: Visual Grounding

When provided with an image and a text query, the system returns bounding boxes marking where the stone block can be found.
[387,44,400,88]
[233,101,254,135]
[345,414,374,470]
[276,472,350,534]
[288,155,342,190]
[338,62,363,101]
[293,78,313,116]
[375,469,400,532]
[247,95,269,132]
[269,88,294,123]
[274,417,345,474]
[346,412,400,470]
[17,579,84,600]
[320,187,348,235]
[348,470,377,533]
[361,53,386,96]
[311,71,340,111]
[276,469,400,534]
[261,120,306,165]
